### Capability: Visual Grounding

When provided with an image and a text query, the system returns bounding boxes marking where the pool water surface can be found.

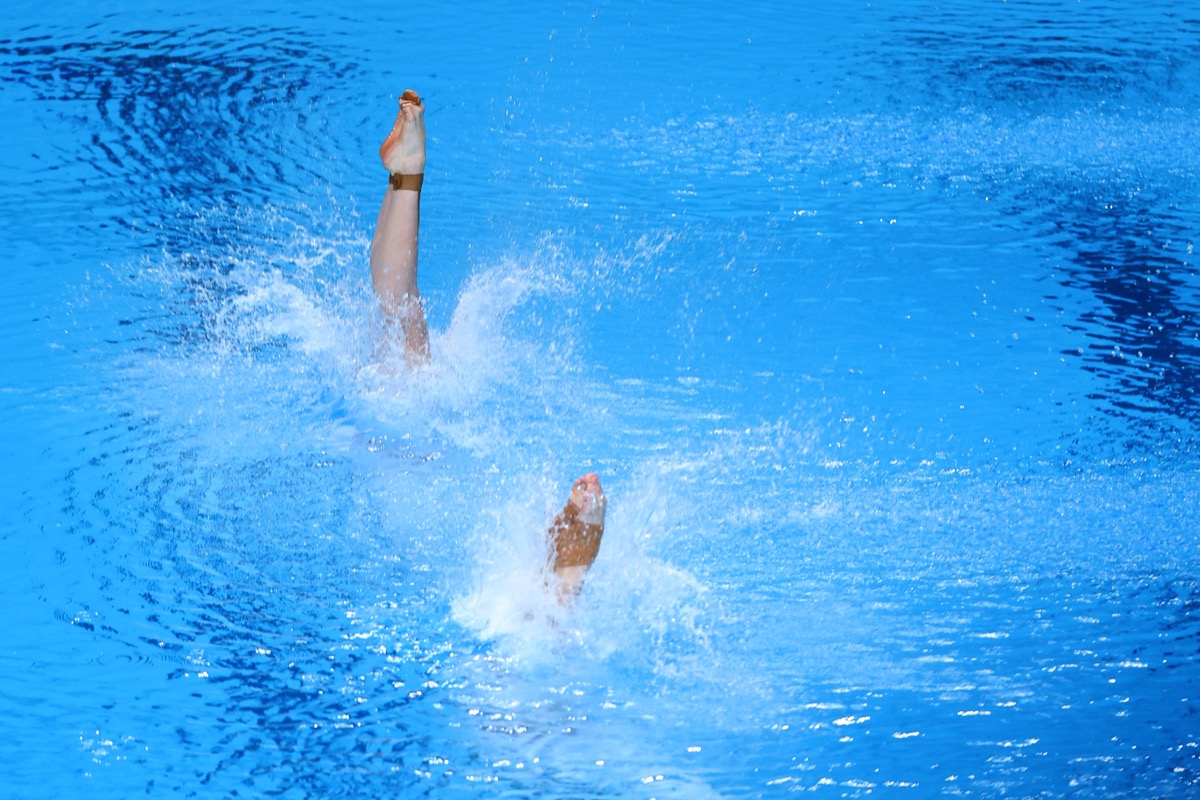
[2,0,1199,797]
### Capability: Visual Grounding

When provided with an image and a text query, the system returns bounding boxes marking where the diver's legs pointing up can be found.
[546,473,607,602]
[370,89,429,366]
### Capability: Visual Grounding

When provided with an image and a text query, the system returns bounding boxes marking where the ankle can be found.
[389,173,424,192]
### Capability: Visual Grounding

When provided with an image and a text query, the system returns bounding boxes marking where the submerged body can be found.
[369,90,606,599]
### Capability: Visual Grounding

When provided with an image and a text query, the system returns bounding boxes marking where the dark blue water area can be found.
[3,0,1200,797]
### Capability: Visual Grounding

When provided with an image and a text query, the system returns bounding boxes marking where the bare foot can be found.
[546,473,607,602]
[379,90,426,176]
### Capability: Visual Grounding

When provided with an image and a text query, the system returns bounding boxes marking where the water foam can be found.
[100,205,871,707]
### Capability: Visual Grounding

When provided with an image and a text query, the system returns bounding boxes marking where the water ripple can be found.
[0,22,361,247]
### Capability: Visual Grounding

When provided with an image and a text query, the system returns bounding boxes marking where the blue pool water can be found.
[3,0,1200,796]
